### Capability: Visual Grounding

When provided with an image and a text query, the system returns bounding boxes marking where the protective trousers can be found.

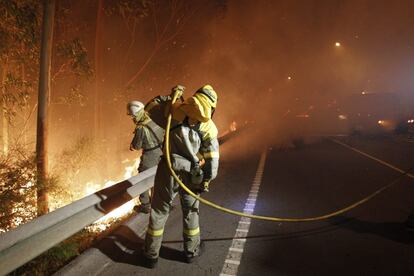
[138,150,162,207]
[144,159,201,259]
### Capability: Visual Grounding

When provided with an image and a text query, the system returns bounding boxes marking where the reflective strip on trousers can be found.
[148,227,164,237]
[184,227,200,236]
[203,151,219,159]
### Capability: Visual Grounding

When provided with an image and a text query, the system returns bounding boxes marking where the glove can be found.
[193,181,210,194]
[171,85,185,100]
[201,181,210,193]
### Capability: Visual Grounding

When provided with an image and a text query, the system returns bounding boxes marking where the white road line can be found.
[233,238,246,242]
[220,150,268,276]
[93,261,112,276]
[225,259,241,265]
[331,139,414,180]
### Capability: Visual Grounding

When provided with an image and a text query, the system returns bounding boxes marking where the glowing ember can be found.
[43,157,141,233]
[123,158,140,179]
[87,157,141,230]
[230,121,237,132]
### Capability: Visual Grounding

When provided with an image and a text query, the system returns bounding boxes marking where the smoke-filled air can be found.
[1,0,414,235]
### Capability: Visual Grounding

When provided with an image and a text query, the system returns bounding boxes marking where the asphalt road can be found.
[57,134,414,276]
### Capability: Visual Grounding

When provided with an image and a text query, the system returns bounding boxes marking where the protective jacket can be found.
[169,119,219,182]
[144,95,173,129]
[130,118,164,171]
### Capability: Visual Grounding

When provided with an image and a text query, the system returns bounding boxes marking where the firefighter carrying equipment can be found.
[164,88,413,222]
[144,86,218,260]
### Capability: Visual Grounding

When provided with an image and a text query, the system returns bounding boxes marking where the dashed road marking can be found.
[331,139,414,180]
[229,247,244,253]
[225,259,241,265]
[233,238,246,242]
[220,150,267,276]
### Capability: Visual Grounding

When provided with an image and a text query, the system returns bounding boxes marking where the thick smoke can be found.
[197,0,414,148]
[14,0,414,193]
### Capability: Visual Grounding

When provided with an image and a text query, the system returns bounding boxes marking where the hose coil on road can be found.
[164,91,412,222]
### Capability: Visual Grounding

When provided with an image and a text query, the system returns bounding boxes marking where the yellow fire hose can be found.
[164,92,411,222]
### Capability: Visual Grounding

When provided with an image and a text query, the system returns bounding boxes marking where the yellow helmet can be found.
[194,85,218,109]
[172,84,218,123]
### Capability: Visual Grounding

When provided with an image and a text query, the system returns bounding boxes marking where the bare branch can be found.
[124,46,159,88]
[160,1,202,47]
[121,18,138,70]
[52,62,68,82]
[124,0,204,88]
[152,0,160,40]
[15,103,37,144]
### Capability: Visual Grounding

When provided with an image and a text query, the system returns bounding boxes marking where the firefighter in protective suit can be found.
[142,85,219,268]
[127,101,164,213]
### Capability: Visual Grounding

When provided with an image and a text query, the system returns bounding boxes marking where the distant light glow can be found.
[335,42,341,47]
[287,76,292,80]
[362,91,366,95]
[338,114,347,120]
[378,120,383,125]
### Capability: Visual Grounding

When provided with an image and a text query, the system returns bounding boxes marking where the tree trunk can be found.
[1,64,8,156]
[36,0,56,216]
[94,0,103,141]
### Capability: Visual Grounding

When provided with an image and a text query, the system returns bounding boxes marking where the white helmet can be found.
[127,101,144,116]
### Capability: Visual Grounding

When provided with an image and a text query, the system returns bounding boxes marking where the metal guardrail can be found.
[0,126,244,275]
[0,167,157,275]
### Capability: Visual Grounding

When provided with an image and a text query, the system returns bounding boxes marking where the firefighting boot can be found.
[142,255,158,269]
[184,241,204,263]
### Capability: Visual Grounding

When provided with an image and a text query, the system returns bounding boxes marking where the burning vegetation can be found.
[0,0,224,232]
